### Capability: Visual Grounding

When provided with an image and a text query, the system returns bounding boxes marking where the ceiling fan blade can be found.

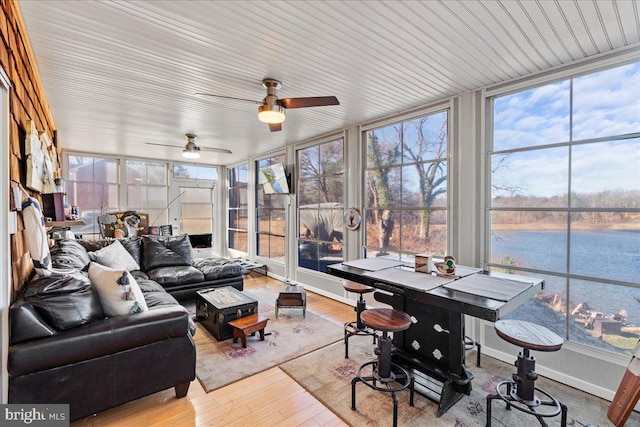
[194,93,262,105]
[146,142,181,148]
[200,146,232,154]
[278,96,340,109]
[269,123,282,132]
[146,142,231,154]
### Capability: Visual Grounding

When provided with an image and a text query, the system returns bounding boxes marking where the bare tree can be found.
[299,142,343,203]
[366,133,399,252]
[402,118,447,241]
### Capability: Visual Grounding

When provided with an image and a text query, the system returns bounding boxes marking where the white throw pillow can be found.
[91,240,140,271]
[88,262,148,317]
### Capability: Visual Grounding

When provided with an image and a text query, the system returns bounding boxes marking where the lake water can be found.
[491,230,640,325]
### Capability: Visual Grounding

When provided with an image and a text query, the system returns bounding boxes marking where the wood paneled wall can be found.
[2,0,58,299]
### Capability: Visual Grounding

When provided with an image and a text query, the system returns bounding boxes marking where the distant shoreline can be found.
[492,223,638,231]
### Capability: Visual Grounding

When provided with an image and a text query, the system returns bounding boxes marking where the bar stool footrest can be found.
[355,360,413,393]
[344,321,378,358]
[486,380,567,427]
[352,360,415,427]
[344,321,379,337]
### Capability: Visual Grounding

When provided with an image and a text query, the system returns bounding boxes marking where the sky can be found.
[492,61,640,198]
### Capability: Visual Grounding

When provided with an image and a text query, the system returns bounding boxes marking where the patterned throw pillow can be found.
[21,197,52,277]
[88,262,148,317]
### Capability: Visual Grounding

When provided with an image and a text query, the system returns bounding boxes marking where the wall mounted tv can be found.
[258,162,291,194]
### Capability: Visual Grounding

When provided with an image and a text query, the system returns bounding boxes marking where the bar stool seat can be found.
[352,308,414,427]
[343,281,378,358]
[486,319,568,427]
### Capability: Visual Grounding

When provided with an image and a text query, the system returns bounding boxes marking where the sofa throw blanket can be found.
[22,198,52,276]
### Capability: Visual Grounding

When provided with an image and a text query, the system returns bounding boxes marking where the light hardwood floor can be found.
[71,273,353,426]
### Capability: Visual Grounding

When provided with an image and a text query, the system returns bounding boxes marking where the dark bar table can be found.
[327,259,543,417]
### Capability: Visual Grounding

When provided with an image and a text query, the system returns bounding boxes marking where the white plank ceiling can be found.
[18,0,640,165]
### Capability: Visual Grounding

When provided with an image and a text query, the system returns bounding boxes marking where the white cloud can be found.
[493,148,569,198]
[491,63,639,204]
[571,140,640,193]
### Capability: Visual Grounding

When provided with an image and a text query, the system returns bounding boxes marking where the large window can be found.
[364,110,448,259]
[67,155,119,238]
[174,164,217,236]
[256,155,287,261]
[228,164,249,253]
[489,62,640,356]
[179,187,213,235]
[297,138,344,272]
[126,160,168,226]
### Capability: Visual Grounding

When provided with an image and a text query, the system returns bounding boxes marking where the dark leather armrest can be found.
[8,306,191,377]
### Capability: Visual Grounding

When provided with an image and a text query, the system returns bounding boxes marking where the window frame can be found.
[485,61,640,355]
[125,159,169,227]
[296,137,345,273]
[66,154,120,238]
[361,107,450,260]
[227,163,249,254]
[255,154,287,262]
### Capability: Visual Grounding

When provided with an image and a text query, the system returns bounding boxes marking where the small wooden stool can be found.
[228,314,269,348]
[343,281,378,358]
[486,319,567,427]
[275,285,306,318]
[352,308,414,427]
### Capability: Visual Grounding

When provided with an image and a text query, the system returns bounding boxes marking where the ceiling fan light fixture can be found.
[182,146,200,159]
[258,104,285,124]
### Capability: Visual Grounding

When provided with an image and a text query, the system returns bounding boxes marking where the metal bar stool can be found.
[465,335,481,367]
[486,319,568,427]
[343,281,378,358]
[352,308,414,427]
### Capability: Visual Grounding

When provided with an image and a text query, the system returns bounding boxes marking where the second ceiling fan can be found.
[196,78,340,132]
[146,133,231,159]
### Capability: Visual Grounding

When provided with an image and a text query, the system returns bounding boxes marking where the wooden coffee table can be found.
[228,314,270,348]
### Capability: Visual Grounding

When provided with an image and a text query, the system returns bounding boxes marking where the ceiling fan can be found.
[146,133,231,159]
[195,78,340,132]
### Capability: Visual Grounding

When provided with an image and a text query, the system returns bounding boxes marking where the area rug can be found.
[194,288,344,393]
[281,339,636,427]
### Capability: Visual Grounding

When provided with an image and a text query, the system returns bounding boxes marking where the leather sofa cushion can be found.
[50,239,91,270]
[136,277,166,293]
[119,236,142,267]
[22,273,105,332]
[10,300,57,344]
[142,234,193,271]
[130,270,149,281]
[146,266,204,286]
[136,277,196,336]
[8,306,190,377]
[193,258,245,280]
